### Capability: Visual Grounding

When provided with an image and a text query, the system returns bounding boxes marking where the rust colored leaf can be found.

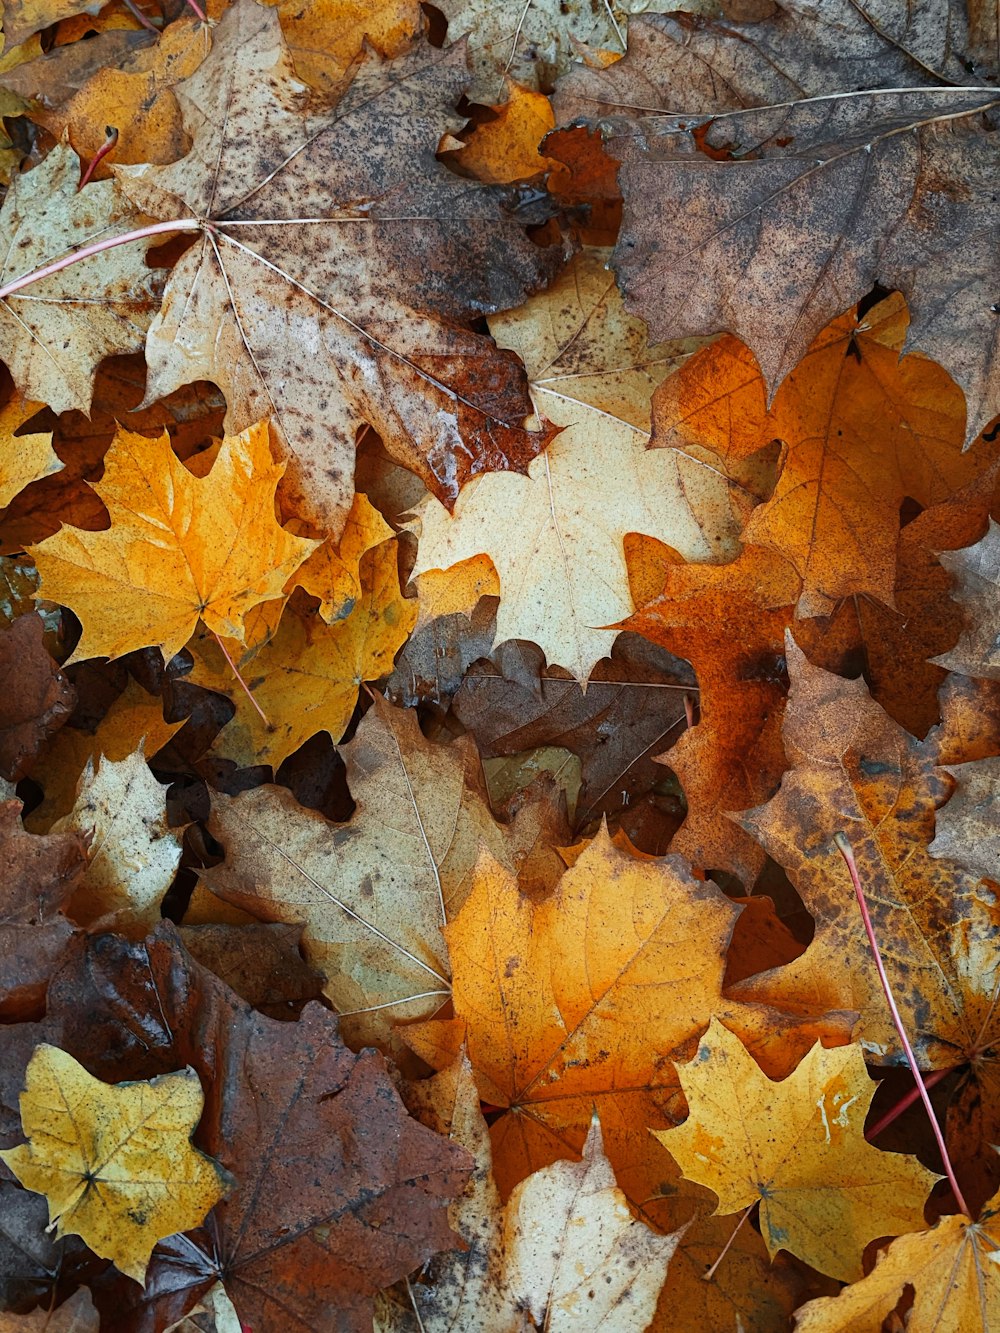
[0,613,75,781]
[624,542,800,884]
[0,924,472,1333]
[404,826,854,1219]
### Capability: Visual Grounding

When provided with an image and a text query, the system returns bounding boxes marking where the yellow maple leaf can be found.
[29,420,318,663]
[793,1188,1000,1332]
[653,1019,939,1282]
[0,1044,229,1284]
[0,396,62,509]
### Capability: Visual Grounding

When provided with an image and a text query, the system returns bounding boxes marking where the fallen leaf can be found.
[0,0,103,49]
[200,696,530,1046]
[729,637,1000,1184]
[188,538,416,768]
[52,749,182,932]
[654,1019,937,1281]
[114,0,560,537]
[177,922,325,1020]
[0,1043,229,1284]
[380,1055,681,1333]
[792,1188,1000,1332]
[0,396,62,509]
[404,825,854,1215]
[0,1285,100,1331]
[624,542,800,883]
[29,420,318,664]
[0,144,158,416]
[450,79,558,184]
[743,296,978,616]
[932,518,1000,680]
[25,923,472,1332]
[610,85,1000,439]
[410,246,743,681]
[0,612,74,781]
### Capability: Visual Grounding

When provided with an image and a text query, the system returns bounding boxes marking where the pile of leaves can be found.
[0,0,998,1328]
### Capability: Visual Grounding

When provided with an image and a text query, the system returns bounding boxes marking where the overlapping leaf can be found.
[114,0,560,537]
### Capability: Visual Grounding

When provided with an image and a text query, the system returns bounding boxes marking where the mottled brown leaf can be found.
[0,613,74,781]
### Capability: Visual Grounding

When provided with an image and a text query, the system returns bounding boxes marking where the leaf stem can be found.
[866,1065,956,1142]
[0,218,202,302]
[78,128,119,191]
[211,629,270,728]
[183,0,207,21]
[703,1201,755,1281]
[833,831,970,1217]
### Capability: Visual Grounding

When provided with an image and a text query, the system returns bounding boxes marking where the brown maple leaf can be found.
[113,0,561,537]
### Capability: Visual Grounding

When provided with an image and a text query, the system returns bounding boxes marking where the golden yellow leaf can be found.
[793,1188,1000,1332]
[29,420,318,664]
[654,1020,938,1282]
[412,554,500,631]
[0,1044,229,1284]
[450,79,557,184]
[290,491,393,624]
[188,539,416,768]
[268,0,423,94]
[0,398,60,510]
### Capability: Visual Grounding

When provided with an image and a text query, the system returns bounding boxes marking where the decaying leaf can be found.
[0,1044,229,1284]
[52,749,182,931]
[654,1019,937,1282]
[0,611,74,781]
[0,144,158,416]
[30,421,318,664]
[0,396,62,509]
[930,756,1000,883]
[201,696,558,1046]
[411,247,743,681]
[610,86,999,438]
[114,0,560,537]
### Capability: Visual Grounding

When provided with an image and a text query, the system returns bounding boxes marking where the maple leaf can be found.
[265,0,424,95]
[552,3,985,125]
[187,537,416,768]
[932,518,1000,680]
[23,675,184,830]
[8,923,473,1332]
[201,696,557,1046]
[113,0,560,537]
[730,638,1000,1201]
[0,143,159,416]
[0,799,86,1021]
[290,490,392,623]
[410,246,746,681]
[793,1188,1000,1332]
[452,634,694,849]
[379,1055,681,1333]
[0,0,102,49]
[655,1019,938,1282]
[0,1043,229,1284]
[51,750,182,932]
[404,825,854,1217]
[178,921,324,1020]
[0,396,62,510]
[607,84,1000,439]
[0,612,74,781]
[623,542,800,883]
[29,420,318,664]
